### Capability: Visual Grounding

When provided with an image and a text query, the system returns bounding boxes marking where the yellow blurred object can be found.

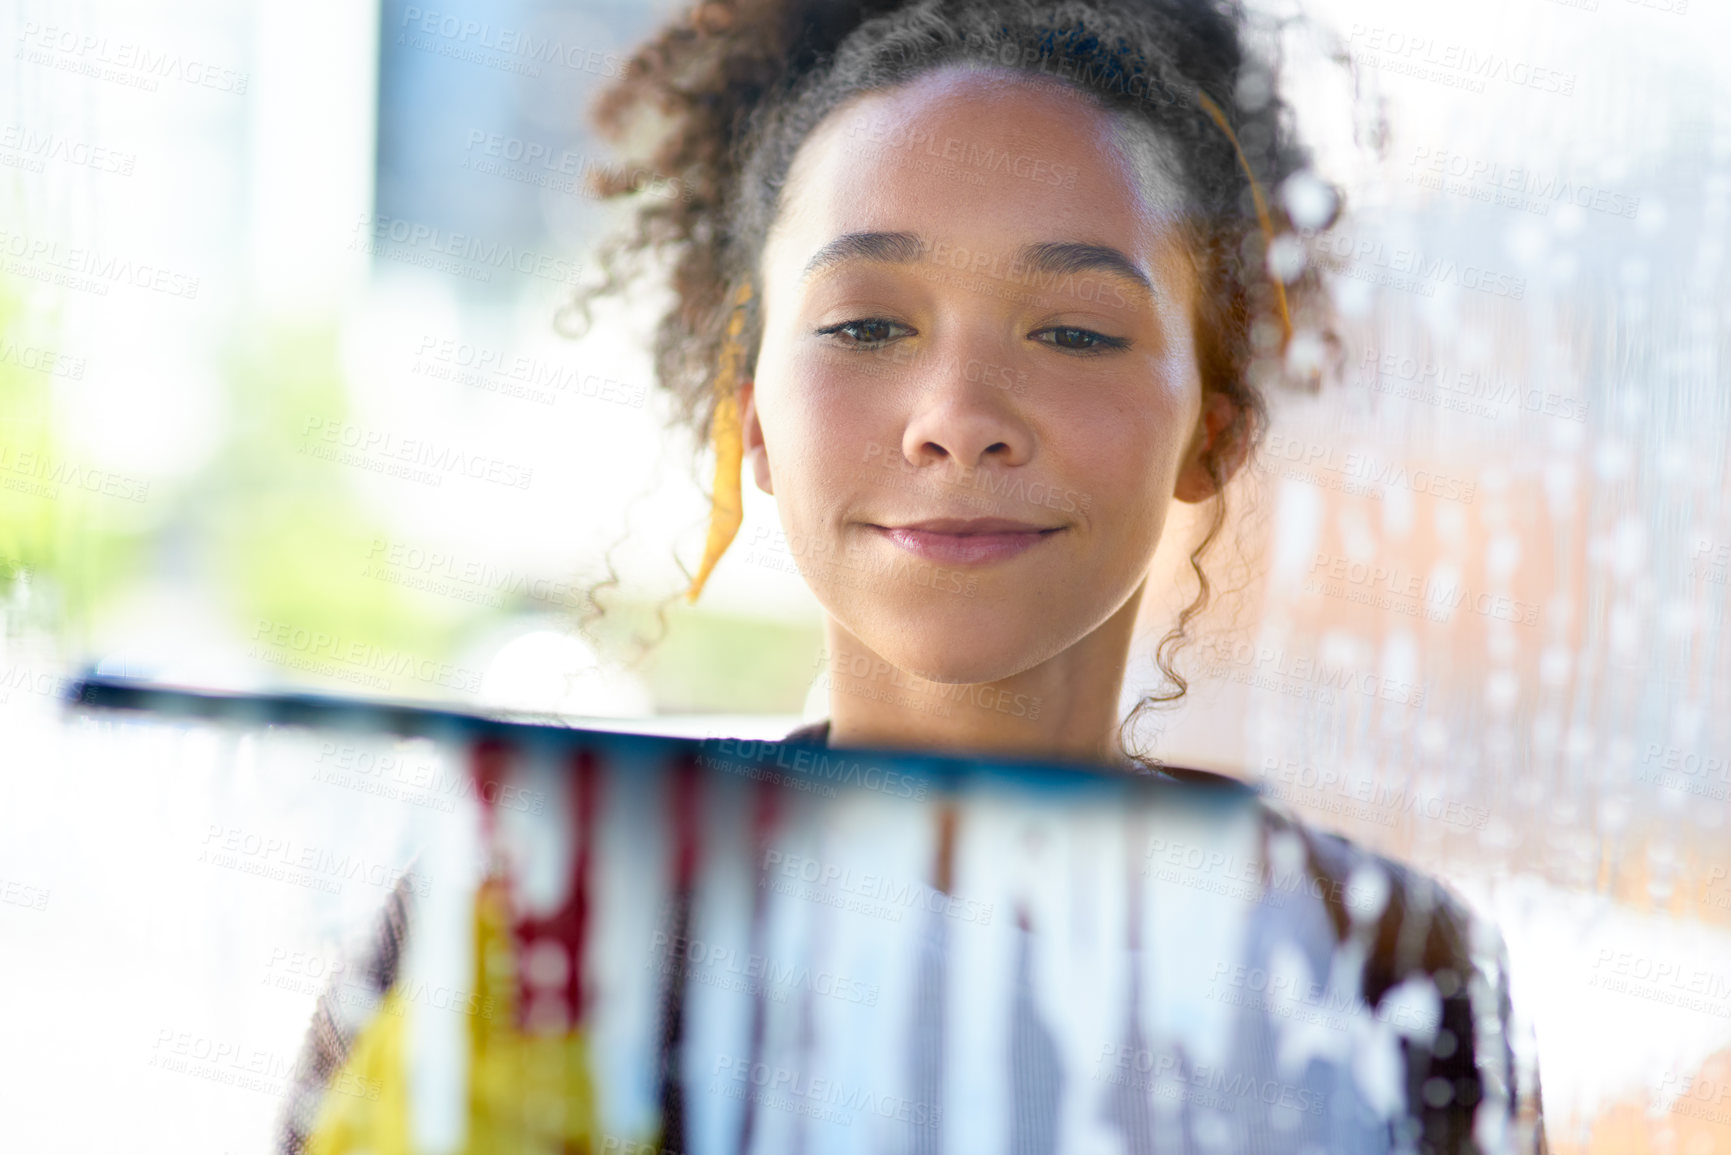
[305,876,598,1154]
[684,279,755,604]
[305,987,412,1155]
[1195,89,1293,348]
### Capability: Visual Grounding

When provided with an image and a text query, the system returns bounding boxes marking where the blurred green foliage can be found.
[587,598,823,715]
[0,284,818,715]
[0,277,150,639]
[208,322,473,685]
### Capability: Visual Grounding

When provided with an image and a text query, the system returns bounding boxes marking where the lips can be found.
[867,517,1064,566]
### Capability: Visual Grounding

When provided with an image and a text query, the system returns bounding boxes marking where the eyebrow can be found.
[800,231,1155,296]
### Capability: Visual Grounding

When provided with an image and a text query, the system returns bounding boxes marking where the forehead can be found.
[763,65,1194,286]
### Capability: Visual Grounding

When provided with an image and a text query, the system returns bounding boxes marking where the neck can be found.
[821,582,1147,770]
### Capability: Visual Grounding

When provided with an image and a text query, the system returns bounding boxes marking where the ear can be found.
[1173,390,1248,504]
[739,377,774,496]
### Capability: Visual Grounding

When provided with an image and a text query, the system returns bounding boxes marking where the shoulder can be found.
[1255,800,1545,1152]
[782,718,831,744]
[274,871,418,1153]
[1263,803,1484,989]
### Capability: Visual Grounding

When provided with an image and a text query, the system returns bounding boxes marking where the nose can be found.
[897,334,1035,473]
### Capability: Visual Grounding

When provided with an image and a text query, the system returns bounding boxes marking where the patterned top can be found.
[275,720,1548,1154]
[780,719,1550,1154]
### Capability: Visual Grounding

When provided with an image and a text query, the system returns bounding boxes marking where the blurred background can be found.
[1,0,1728,1150]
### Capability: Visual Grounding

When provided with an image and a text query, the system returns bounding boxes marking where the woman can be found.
[587,0,1326,770]
[585,0,1547,1147]
[280,1,1547,1151]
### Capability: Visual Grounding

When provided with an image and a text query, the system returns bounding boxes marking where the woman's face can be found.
[743,66,1226,686]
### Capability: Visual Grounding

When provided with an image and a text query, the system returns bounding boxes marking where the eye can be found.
[815,318,915,346]
[1032,326,1131,355]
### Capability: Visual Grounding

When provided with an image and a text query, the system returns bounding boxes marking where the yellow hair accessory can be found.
[1195,89,1293,348]
[684,279,754,603]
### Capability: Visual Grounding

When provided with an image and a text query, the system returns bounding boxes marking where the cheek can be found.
[1056,381,1194,514]
[760,351,885,511]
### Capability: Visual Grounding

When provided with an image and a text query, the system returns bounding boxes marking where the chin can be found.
[840,592,1074,686]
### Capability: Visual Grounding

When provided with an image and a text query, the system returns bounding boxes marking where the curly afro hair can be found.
[565,0,1344,745]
